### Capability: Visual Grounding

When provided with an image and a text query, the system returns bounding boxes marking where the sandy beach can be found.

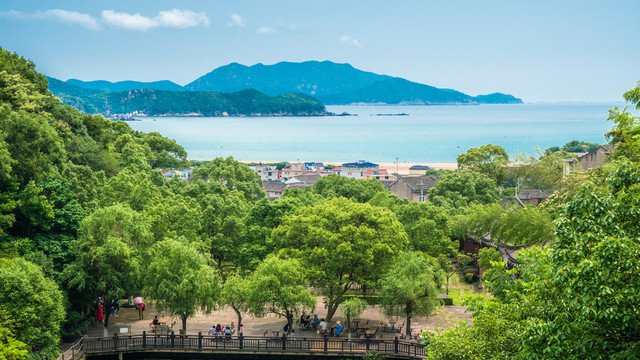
[239,161,457,176]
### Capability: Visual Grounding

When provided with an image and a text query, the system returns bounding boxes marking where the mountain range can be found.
[57,61,522,105]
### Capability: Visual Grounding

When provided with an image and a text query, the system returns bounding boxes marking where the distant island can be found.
[48,78,327,119]
[53,60,523,106]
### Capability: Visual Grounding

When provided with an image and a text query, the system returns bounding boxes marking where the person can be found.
[300,313,308,328]
[283,322,291,333]
[229,322,235,334]
[96,304,104,324]
[216,324,222,333]
[263,329,271,337]
[138,302,145,320]
[319,318,327,334]
[311,314,319,329]
[153,316,159,325]
[209,325,218,336]
[334,321,343,337]
[224,325,231,339]
[238,324,244,336]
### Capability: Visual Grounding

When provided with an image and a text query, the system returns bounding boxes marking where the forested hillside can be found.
[1,45,639,360]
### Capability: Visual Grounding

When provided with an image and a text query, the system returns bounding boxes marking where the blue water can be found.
[128,103,621,163]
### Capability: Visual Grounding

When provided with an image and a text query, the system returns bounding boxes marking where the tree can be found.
[605,82,640,162]
[193,157,265,202]
[477,247,501,273]
[274,198,408,322]
[378,252,444,337]
[340,298,367,333]
[143,238,221,332]
[428,169,499,209]
[246,256,315,331]
[0,323,28,360]
[456,144,509,185]
[0,257,65,359]
[437,254,470,296]
[311,175,388,203]
[220,273,251,328]
[394,201,456,257]
[64,204,153,299]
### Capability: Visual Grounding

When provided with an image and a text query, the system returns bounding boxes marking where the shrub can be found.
[464,273,476,283]
[440,297,453,306]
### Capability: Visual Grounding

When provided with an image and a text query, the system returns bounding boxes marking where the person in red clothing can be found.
[138,302,145,320]
[96,304,104,323]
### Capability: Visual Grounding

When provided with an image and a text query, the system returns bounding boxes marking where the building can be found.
[338,160,380,179]
[578,145,615,170]
[262,180,287,201]
[514,189,552,206]
[408,165,433,176]
[386,175,439,202]
[361,169,395,181]
[252,164,279,181]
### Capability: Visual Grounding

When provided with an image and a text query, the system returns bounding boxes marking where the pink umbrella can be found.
[133,296,144,304]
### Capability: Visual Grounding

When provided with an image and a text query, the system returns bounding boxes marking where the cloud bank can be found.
[0,8,209,31]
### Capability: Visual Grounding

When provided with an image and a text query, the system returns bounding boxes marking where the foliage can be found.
[456,144,509,184]
[393,201,455,257]
[340,297,367,332]
[507,149,574,191]
[193,156,265,202]
[606,82,640,162]
[0,322,28,360]
[0,258,65,360]
[274,197,408,322]
[560,139,601,153]
[142,238,221,332]
[52,87,327,117]
[311,174,388,203]
[477,248,501,272]
[378,252,443,336]
[428,169,499,210]
[220,273,251,327]
[246,256,315,329]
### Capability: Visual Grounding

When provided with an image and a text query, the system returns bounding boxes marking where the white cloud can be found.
[156,9,209,28]
[102,9,209,31]
[340,35,363,48]
[257,26,276,34]
[41,9,100,30]
[228,13,245,27]
[0,9,99,30]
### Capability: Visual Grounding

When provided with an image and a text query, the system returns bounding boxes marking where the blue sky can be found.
[1,0,639,102]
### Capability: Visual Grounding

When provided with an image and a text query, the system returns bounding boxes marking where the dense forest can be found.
[47,76,327,119]
[1,46,640,360]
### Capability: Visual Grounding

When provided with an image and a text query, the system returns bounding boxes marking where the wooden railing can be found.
[80,332,426,359]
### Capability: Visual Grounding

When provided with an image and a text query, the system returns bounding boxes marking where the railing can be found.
[81,332,426,359]
[56,338,84,360]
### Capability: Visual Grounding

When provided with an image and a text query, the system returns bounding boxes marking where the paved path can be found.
[87,297,471,339]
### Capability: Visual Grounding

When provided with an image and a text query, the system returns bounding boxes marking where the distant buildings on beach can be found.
[252,160,439,202]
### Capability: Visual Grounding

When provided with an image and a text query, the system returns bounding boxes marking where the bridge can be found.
[64,332,426,360]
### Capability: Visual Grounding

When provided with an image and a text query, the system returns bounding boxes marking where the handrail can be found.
[56,338,84,360]
[81,332,426,359]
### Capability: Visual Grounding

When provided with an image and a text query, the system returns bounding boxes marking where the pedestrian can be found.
[138,302,145,320]
[238,324,244,336]
[96,304,104,324]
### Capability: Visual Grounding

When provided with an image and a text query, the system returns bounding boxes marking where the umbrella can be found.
[133,297,144,304]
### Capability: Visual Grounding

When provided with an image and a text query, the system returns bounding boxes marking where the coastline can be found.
[235,160,457,176]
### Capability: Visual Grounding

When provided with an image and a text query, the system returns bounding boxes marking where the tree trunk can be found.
[182,315,187,333]
[233,305,243,329]
[405,301,413,338]
[325,301,340,323]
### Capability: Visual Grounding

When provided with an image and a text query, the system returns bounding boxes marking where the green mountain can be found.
[185,60,523,105]
[65,78,185,92]
[48,81,327,119]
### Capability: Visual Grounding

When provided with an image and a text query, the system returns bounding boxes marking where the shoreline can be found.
[227,160,457,176]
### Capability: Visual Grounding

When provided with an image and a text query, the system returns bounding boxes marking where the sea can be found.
[128,103,624,164]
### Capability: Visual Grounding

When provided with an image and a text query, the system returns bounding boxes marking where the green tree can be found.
[428,169,499,209]
[378,252,443,337]
[340,298,367,333]
[477,247,501,273]
[143,238,221,332]
[456,144,509,184]
[0,257,65,360]
[220,273,251,328]
[64,204,153,299]
[246,256,315,331]
[605,82,640,162]
[193,157,265,202]
[394,201,455,257]
[0,323,28,360]
[311,175,388,203]
[274,197,408,322]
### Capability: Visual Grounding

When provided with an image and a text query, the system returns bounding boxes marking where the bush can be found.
[440,297,453,306]
[464,272,477,283]
[463,268,478,276]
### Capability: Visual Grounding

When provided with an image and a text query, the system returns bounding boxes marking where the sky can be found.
[1,0,639,102]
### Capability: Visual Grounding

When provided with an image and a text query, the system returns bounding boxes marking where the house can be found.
[361,169,395,181]
[408,165,433,176]
[161,168,192,181]
[262,180,287,201]
[514,189,552,206]
[386,175,439,202]
[253,164,279,181]
[304,162,325,171]
[339,160,380,179]
[578,145,615,170]
[285,173,325,185]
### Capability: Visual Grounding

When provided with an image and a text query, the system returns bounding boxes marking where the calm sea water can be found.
[128,103,621,163]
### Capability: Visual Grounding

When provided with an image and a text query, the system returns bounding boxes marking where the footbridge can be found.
[68,332,426,360]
